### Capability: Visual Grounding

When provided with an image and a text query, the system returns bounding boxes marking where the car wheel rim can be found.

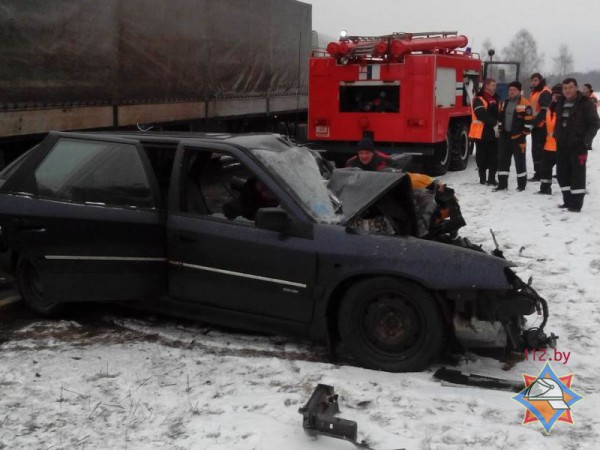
[361,293,425,357]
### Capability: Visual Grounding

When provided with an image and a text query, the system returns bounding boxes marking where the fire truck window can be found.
[339,86,399,113]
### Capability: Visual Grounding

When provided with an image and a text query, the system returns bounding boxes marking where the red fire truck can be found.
[308,31,485,175]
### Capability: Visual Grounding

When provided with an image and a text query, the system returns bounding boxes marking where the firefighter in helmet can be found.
[469,78,500,185]
[495,81,533,192]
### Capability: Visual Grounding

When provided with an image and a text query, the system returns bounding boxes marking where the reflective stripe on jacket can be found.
[544,109,557,151]
[468,97,488,139]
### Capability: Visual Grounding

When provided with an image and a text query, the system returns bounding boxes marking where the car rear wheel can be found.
[17,257,63,316]
[338,277,445,372]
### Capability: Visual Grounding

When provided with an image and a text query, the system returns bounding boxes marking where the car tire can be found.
[449,121,470,171]
[17,257,63,316]
[338,277,446,372]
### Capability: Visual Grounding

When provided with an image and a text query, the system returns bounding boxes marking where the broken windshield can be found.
[252,146,339,222]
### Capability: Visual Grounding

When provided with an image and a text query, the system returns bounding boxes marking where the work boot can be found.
[517,178,527,191]
[494,176,508,191]
[538,183,552,195]
[570,195,584,212]
[487,170,497,186]
[478,168,486,185]
[560,191,572,209]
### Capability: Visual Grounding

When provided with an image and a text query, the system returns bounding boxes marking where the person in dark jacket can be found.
[495,81,534,191]
[345,138,391,171]
[529,73,552,181]
[469,78,500,185]
[583,83,598,107]
[554,78,600,212]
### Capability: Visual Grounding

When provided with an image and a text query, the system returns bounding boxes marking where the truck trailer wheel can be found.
[17,257,63,316]
[449,122,470,171]
[338,277,446,372]
[426,133,451,176]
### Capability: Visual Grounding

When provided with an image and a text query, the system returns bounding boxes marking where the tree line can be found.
[478,30,598,89]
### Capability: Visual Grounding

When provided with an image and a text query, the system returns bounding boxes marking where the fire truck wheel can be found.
[338,277,446,372]
[426,134,451,176]
[449,122,470,171]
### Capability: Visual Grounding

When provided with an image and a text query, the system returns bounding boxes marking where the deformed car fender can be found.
[314,224,514,292]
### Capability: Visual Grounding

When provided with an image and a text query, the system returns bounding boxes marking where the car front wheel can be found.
[17,257,63,316]
[338,277,446,372]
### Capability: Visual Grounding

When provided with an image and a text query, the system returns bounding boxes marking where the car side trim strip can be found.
[45,255,167,262]
[168,260,307,289]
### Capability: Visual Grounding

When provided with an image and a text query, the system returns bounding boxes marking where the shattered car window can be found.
[252,146,339,222]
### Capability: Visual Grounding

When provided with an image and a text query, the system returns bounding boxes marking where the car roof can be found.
[68,131,295,153]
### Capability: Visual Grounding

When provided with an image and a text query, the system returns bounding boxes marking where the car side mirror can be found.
[255,208,290,232]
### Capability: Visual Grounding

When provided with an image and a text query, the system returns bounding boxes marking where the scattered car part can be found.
[299,384,403,450]
[433,367,523,392]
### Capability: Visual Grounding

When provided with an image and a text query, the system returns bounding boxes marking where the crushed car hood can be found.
[327,168,416,227]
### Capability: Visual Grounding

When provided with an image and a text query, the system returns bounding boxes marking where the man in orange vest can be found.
[538,84,563,195]
[495,81,534,191]
[583,84,598,107]
[529,73,552,182]
[469,78,500,185]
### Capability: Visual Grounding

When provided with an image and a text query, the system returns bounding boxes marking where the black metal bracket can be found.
[299,384,365,446]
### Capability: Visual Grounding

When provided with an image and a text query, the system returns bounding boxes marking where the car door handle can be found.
[177,235,197,243]
[12,219,47,233]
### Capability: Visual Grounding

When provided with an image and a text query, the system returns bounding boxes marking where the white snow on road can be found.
[1,139,600,449]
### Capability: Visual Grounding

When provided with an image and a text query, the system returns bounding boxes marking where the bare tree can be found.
[480,38,496,61]
[552,44,574,77]
[502,29,544,82]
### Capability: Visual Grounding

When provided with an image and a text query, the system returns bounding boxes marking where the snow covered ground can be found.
[1,139,600,450]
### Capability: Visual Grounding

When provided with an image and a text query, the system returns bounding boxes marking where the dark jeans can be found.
[498,133,527,189]
[556,148,587,209]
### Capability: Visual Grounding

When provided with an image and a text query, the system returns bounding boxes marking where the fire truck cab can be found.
[308,31,482,175]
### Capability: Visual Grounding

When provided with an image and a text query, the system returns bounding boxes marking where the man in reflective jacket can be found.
[495,81,533,191]
[529,73,552,181]
[554,78,600,212]
[538,84,563,195]
[469,78,500,185]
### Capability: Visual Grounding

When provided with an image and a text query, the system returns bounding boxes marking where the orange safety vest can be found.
[529,86,552,127]
[544,109,557,151]
[468,97,488,139]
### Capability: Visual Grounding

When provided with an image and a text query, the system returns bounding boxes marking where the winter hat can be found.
[357,137,374,152]
[552,84,563,95]
[509,81,522,91]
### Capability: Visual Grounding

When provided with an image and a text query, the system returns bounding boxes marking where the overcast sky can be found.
[303,0,600,73]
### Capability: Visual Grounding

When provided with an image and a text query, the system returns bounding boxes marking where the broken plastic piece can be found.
[434,367,523,392]
[299,384,403,449]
